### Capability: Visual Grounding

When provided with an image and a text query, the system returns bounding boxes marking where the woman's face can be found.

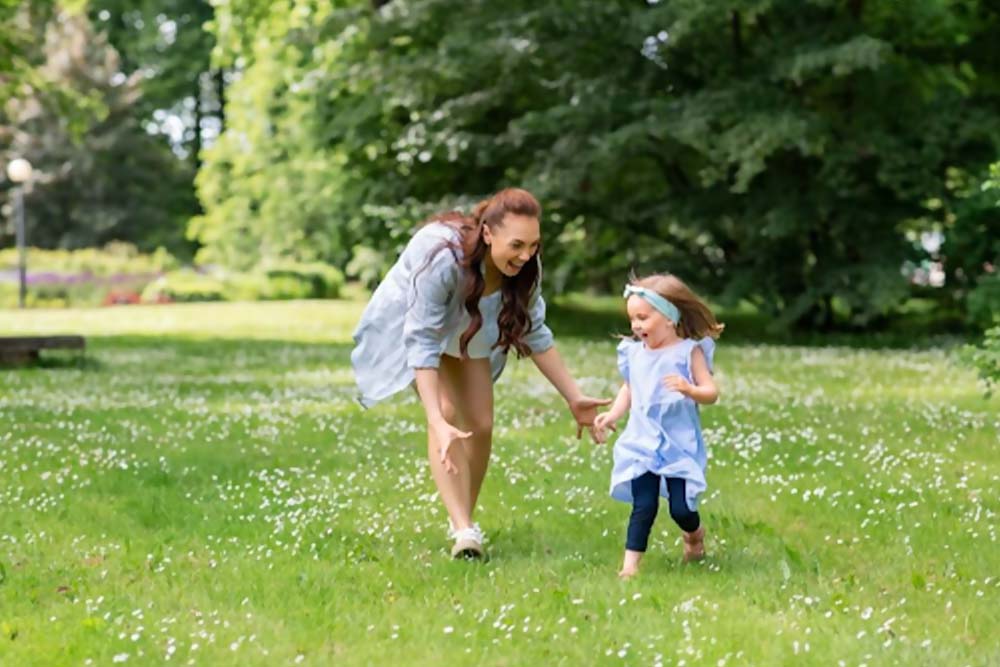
[483,214,541,277]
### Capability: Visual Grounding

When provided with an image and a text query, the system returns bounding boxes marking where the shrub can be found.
[0,243,177,276]
[261,262,344,299]
[140,270,226,303]
[222,273,272,302]
[965,273,1000,329]
[0,283,71,308]
[346,245,387,292]
[963,319,1000,398]
[0,244,176,307]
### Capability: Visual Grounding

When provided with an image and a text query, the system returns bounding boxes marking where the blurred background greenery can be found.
[1,1,997,363]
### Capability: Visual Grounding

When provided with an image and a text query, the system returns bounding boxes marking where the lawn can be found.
[1,300,997,666]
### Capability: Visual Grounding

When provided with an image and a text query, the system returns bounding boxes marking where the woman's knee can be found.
[466,413,494,440]
[439,399,457,424]
[458,359,494,438]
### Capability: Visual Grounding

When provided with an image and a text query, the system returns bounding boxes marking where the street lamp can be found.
[6,158,33,309]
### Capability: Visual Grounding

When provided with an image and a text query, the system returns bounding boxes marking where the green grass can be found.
[1,300,997,666]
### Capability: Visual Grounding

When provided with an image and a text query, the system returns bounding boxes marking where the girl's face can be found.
[627,295,677,347]
[482,214,541,277]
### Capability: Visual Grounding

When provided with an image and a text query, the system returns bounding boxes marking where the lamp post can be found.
[6,158,33,309]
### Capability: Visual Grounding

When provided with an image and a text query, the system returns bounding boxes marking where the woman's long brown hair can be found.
[414,188,542,359]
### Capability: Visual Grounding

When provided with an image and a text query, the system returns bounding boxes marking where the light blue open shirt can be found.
[351,222,555,408]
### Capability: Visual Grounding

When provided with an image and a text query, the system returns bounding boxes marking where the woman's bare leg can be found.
[426,355,473,530]
[425,355,494,532]
[451,358,494,513]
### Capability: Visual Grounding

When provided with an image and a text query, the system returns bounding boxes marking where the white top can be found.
[351,222,554,408]
[443,290,503,358]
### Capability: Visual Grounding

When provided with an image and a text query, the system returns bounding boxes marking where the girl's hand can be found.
[429,418,472,475]
[663,374,693,396]
[568,395,613,442]
[592,412,618,444]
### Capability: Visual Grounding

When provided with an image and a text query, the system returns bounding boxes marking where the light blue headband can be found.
[623,284,681,323]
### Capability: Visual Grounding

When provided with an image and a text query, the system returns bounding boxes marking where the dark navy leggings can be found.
[626,472,701,552]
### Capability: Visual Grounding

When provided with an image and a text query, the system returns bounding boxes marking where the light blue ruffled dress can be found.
[351,222,555,408]
[610,337,716,512]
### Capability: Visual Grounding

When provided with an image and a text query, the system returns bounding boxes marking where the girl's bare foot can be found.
[618,564,639,579]
[619,549,643,578]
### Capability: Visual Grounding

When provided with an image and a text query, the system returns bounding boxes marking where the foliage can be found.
[1,8,198,256]
[345,244,387,292]
[0,242,176,307]
[138,261,344,303]
[965,273,1000,329]
[962,320,1000,396]
[193,0,1000,329]
[0,241,178,275]
[960,160,1000,395]
[262,261,345,299]
[87,0,219,165]
[1,2,78,99]
[140,268,226,302]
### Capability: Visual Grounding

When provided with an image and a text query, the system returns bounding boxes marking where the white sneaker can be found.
[447,521,485,542]
[450,525,485,559]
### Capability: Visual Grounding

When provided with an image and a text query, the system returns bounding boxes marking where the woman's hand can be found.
[592,412,618,444]
[429,418,472,475]
[527,348,612,442]
[568,395,613,442]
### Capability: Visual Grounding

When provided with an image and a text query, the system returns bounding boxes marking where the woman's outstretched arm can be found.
[531,346,611,441]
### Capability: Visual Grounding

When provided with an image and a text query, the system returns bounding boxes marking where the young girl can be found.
[352,188,609,559]
[593,273,723,577]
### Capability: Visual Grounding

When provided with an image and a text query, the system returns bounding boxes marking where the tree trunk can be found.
[193,72,203,170]
[215,67,226,133]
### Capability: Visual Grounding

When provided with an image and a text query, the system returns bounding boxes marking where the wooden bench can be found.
[0,336,86,365]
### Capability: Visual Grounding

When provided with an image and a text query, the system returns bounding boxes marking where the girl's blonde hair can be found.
[629,272,724,340]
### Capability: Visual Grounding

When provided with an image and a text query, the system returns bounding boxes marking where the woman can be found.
[352,188,608,558]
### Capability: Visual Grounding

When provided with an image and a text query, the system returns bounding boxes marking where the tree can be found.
[2,8,197,253]
[962,161,1000,396]
[195,1,1000,327]
[87,0,221,168]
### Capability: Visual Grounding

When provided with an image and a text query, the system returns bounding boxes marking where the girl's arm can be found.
[593,382,630,444]
[663,346,719,404]
[603,382,631,421]
[530,346,611,440]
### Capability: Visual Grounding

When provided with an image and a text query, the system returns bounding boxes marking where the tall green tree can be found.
[1,2,88,124]
[2,8,197,252]
[190,0,366,270]
[87,0,220,167]
[196,0,1000,327]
